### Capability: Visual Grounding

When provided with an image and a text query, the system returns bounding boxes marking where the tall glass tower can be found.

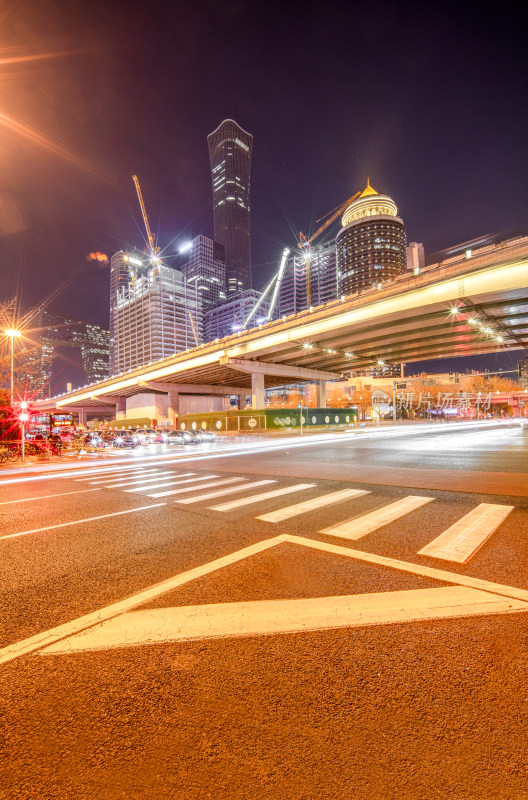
[207,119,253,293]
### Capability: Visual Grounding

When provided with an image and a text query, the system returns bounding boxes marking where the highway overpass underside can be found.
[37,237,528,421]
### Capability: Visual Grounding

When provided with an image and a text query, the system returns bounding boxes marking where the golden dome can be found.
[341,181,398,227]
[359,178,378,198]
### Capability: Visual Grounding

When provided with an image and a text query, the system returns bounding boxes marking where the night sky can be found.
[1,0,526,380]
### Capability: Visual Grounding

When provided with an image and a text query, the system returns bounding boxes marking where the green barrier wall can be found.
[179,408,359,432]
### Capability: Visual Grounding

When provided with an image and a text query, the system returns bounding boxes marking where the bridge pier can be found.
[238,394,248,410]
[168,390,180,426]
[315,380,327,408]
[251,373,265,410]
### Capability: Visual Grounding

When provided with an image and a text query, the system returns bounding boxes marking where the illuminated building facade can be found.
[518,358,528,388]
[204,289,270,342]
[180,235,226,310]
[279,240,338,316]
[207,119,253,294]
[407,241,425,273]
[109,250,142,374]
[12,311,109,397]
[337,181,407,296]
[111,263,202,374]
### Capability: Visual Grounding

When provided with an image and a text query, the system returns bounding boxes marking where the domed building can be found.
[336,180,407,296]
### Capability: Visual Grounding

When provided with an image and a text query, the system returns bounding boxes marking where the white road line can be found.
[75,467,161,482]
[0,504,166,542]
[257,488,370,523]
[210,483,316,512]
[176,479,276,504]
[0,488,102,506]
[0,536,284,665]
[418,503,515,563]
[40,586,528,653]
[137,474,219,496]
[95,471,179,488]
[147,477,243,498]
[320,495,435,540]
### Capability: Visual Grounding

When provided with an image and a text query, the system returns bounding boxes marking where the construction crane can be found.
[298,190,361,306]
[132,174,160,260]
[124,175,161,287]
[188,310,200,347]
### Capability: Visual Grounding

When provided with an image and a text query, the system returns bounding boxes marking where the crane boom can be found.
[298,191,361,306]
[298,191,361,249]
[132,175,158,255]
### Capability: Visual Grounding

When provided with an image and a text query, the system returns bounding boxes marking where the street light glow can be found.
[5,329,21,337]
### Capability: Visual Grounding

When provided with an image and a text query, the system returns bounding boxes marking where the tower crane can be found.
[132,175,160,259]
[298,190,361,306]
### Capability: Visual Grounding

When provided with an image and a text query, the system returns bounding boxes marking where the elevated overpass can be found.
[37,235,528,422]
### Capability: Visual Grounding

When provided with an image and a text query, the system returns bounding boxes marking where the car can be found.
[199,430,216,442]
[132,428,156,444]
[185,429,204,443]
[166,430,188,445]
[83,432,103,447]
[148,431,166,444]
[111,432,139,448]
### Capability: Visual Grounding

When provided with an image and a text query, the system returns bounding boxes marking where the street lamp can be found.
[4,329,21,402]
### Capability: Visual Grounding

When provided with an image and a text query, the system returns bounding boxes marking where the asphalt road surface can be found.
[1,421,527,799]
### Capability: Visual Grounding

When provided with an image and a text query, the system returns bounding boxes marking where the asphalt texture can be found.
[1,421,528,799]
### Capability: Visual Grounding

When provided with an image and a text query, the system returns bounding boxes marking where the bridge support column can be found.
[115,397,126,418]
[78,409,87,426]
[315,381,327,408]
[168,390,180,426]
[251,373,265,410]
[238,394,248,410]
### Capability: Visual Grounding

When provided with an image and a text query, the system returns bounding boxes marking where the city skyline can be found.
[0,1,526,377]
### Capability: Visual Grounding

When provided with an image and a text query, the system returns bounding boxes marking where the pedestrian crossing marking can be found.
[39,586,528,654]
[257,488,370,523]
[320,495,434,540]
[210,483,316,512]
[74,466,156,481]
[148,476,244,498]
[418,503,514,563]
[176,479,277,504]
[126,474,219,495]
[96,471,177,488]
[4,532,528,665]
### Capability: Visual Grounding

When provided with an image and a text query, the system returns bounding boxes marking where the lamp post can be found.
[5,329,21,402]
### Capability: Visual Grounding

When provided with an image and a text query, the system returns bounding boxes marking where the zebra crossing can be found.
[69,464,516,566]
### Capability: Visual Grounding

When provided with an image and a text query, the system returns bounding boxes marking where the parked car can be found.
[200,430,216,442]
[132,428,156,444]
[185,429,204,443]
[81,432,104,447]
[148,430,166,444]
[166,431,188,445]
[111,432,139,448]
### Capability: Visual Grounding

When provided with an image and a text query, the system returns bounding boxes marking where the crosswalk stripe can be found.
[210,483,316,512]
[94,471,180,488]
[176,479,276,504]
[418,503,514,563]
[256,488,370,523]
[77,468,164,484]
[147,477,243,498]
[320,495,435,540]
[124,474,218,494]
[73,466,154,481]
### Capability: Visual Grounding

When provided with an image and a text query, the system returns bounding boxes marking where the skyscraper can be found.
[180,235,226,310]
[110,257,202,374]
[336,181,407,296]
[279,240,338,316]
[207,119,253,294]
